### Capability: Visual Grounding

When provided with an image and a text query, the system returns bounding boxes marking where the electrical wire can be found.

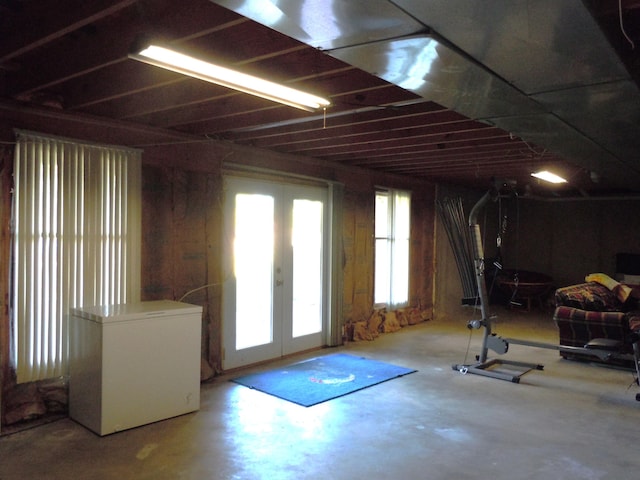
[503,192,524,307]
[461,288,484,367]
[462,326,474,367]
[619,0,636,50]
[178,282,221,302]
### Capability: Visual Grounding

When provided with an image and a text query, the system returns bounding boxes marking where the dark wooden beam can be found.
[4,0,243,96]
[0,0,137,63]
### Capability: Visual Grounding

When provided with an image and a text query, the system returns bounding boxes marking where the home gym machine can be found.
[451,179,640,401]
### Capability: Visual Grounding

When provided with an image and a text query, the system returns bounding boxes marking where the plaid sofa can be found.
[553,282,640,357]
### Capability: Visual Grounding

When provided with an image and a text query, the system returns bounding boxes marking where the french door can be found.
[222,177,328,370]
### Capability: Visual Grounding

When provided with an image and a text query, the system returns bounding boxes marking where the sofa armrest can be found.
[628,311,640,332]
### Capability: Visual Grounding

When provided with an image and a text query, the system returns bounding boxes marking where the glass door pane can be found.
[223,177,327,369]
[234,193,274,350]
[291,198,323,338]
[374,192,391,304]
[223,177,281,370]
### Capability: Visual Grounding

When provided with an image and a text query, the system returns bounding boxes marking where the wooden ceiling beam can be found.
[116,65,384,129]
[332,140,542,165]
[80,64,349,119]
[357,153,559,174]
[389,156,559,173]
[0,0,137,63]
[258,110,462,145]
[174,84,421,134]
[5,0,243,96]
[222,95,440,143]
[272,122,495,153]
[64,18,259,110]
[286,133,499,157]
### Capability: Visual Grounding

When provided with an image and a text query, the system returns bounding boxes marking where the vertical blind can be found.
[11,131,141,383]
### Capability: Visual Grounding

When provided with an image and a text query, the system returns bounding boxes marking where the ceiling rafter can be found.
[0,0,137,63]
[1,0,636,197]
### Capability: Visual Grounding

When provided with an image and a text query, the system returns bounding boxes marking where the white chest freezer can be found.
[69,300,202,436]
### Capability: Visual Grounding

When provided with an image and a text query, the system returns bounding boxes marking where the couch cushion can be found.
[554,306,629,349]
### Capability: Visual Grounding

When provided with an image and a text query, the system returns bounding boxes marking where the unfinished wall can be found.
[511,198,640,287]
[140,163,224,377]
[0,145,12,428]
[2,108,639,428]
[410,185,437,310]
[0,127,437,427]
[341,188,376,325]
[435,184,640,327]
[139,143,437,373]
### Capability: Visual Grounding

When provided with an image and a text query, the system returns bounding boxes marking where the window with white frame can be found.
[374,188,410,308]
[10,131,141,383]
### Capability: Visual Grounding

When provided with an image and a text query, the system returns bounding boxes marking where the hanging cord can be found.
[619,0,636,50]
[508,274,521,306]
[485,195,506,300]
[178,283,221,303]
[508,192,522,306]
[514,192,520,272]
[461,294,482,367]
[461,327,474,369]
[482,206,492,298]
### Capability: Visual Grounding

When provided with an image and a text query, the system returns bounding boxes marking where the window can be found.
[374,188,410,308]
[10,131,141,383]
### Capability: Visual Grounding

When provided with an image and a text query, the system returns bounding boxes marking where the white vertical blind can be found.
[11,131,141,383]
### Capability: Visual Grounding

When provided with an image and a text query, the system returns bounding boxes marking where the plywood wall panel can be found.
[342,189,374,323]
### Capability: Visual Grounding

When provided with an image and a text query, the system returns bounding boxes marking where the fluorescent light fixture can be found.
[531,170,567,184]
[129,45,330,112]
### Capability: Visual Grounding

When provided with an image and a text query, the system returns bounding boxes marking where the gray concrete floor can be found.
[2,308,640,479]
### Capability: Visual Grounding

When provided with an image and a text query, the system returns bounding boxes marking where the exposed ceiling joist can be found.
[1,0,638,197]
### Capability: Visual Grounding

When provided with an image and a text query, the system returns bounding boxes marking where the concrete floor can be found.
[1,309,639,479]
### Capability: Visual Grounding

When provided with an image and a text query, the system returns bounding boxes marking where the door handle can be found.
[276,280,284,286]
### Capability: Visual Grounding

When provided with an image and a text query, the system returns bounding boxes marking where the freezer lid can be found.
[70,300,203,323]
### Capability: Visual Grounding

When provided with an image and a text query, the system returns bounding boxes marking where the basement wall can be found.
[434,184,640,330]
[513,197,640,287]
[3,106,638,427]
[139,141,437,374]
[0,118,436,428]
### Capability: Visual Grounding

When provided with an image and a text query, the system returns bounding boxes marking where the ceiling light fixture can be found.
[129,45,331,112]
[531,170,567,184]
